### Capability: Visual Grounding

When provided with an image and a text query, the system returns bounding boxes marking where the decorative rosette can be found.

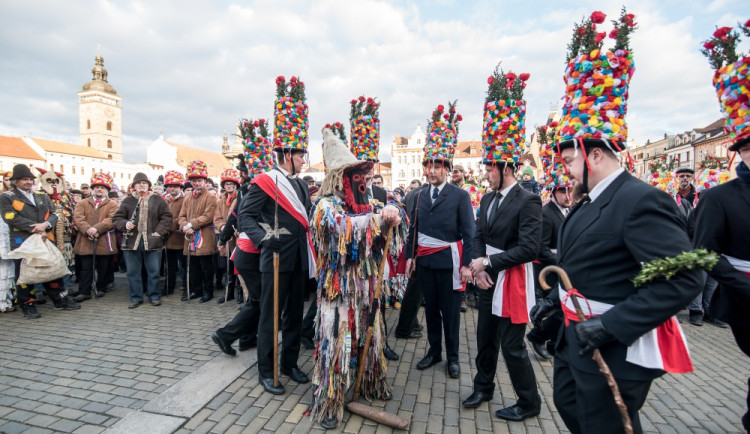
[649,171,675,194]
[273,75,309,152]
[555,9,638,150]
[220,169,241,186]
[349,96,380,161]
[695,168,730,193]
[423,101,461,164]
[239,118,275,178]
[702,21,750,147]
[482,65,530,164]
[163,170,185,186]
[90,171,114,189]
[186,160,208,179]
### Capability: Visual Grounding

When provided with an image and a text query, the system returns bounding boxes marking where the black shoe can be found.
[34,298,46,305]
[128,301,142,309]
[689,310,703,326]
[416,354,442,370]
[460,300,467,312]
[67,290,79,297]
[189,292,201,300]
[53,298,81,311]
[447,361,460,378]
[301,336,315,350]
[413,324,424,332]
[20,304,41,320]
[216,296,226,304]
[494,404,540,421]
[320,417,339,430]
[181,293,188,301]
[281,367,310,384]
[236,293,244,304]
[151,299,161,306]
[395,330,422,339]
[73,294,92,303]
[462,390,492,408]
[260,377,285,395]
[199,294,213,303]
[703,315,729,328]
[384,346,400,361]
[211,332,236,356]
[545,340,556,357]
[530,341,553,360]
[238,339,256,351]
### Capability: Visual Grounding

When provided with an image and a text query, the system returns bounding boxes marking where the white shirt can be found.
[588,168,625,202]
[276,166,294,178]
[18,189,35,204]
[554,201,569,217]
[431,180,447,202]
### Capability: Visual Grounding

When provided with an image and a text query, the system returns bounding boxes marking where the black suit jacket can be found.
[535,201,565,294]
[0,188,59,249]
[237,168,311,273]
[693,178,750,327]
[473,183,541,277]
[555,171,702,381]
[405,183,475,269]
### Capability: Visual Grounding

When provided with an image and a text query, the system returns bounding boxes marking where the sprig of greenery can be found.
[632,249,719,287]
[236,118,269,142]
[275,76,306,100]
[485,63,528,102]
[324,122,347,143]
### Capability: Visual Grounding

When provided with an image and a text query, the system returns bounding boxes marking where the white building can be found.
[390,124,427,189]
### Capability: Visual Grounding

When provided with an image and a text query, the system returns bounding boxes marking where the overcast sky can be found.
[1,0,748,164]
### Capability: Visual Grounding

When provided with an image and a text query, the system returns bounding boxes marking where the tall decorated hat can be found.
[482,64,530,165]
[163,170,185,187]
[695,154,730,194]
[701,19,750,151]
[186,160,208,179]
[238,118,275,179]
[554,8,638,152]
[648,155,678,193]
[318,128,373,198]
[273,75,309,152]
[537,122,570,203]
[349,96,380,162]
[423,101,461,166]
[90,171,114,190]
[220,169,241,187]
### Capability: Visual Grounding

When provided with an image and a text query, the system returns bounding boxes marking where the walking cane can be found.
[92,236,99,299]
[347,226,410,429]
[539,265,633,434]
[185,233,193,303]
[162,246,168,297]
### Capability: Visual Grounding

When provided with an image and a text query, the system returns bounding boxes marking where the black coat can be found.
[473,183,541,276]
[0,188,58,249]
[555,171,702,381]
[237,168,311,273]
[371,185,388,204]
[693,178,750,327]
[405,183,475,269]
[535,201,565,294]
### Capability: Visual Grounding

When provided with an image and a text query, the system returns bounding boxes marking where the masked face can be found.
[343,167,371,213]
[38,171,63,196]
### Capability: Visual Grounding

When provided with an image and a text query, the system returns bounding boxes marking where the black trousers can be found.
[473,286,540,409]
[395,274,422,335]
[418,265,461,361]
[12,260,66,305]
[730,324,750,431]
[166,249,186,294]
[77,254,113,296]
[187,255,214,297]
[553,356,651,434]
[216,266,261,347]
[257,257,305,379]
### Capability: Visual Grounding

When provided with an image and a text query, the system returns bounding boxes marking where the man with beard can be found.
[72,172,118,302]
[163,171,187,296]
[80,183,91,199]
[1,164,81,318]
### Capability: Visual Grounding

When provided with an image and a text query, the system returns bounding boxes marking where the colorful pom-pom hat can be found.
[423,101,461,167]
[482,66,530,166]
[273,75,309,152]
[90,172,114,190]
[220,169,241,187]
[349,96,380,162]
[186,160,208,179]
[241,119,275,179]
[163,170,185,187]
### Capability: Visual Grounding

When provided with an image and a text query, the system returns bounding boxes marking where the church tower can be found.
[78,55,123,161]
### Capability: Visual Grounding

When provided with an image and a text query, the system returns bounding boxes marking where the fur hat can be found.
[319,128,372,197]
[10,164,35,180]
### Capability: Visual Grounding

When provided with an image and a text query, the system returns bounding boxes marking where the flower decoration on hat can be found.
[163,170,185,187]
[90,171,114,190]
[186,160,208,179]
[349,96,380,162]
[423,100,461,165]
[322,122,347,173]
[239,118,275,179]
[220,168,242,187]
[273,75,309,152]
[482,63,530,165]
[701,19,750,151]
[695,168,731,194]
[648,155,679,193]
[555,7,638,152]
[537,122,570,203]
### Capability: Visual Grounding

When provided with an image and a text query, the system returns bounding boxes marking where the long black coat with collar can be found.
[238,168,311,273]
[555,171,701,381]
[693,178,750,327]
[473,183,541,275]
[405,183,475,269]
[0,188,59,249]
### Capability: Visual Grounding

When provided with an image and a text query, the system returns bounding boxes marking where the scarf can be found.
[737,162,750,184]
[164,190,183,203]
[224,192,236,207]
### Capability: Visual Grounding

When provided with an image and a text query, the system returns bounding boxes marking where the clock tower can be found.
[78,55,123,161]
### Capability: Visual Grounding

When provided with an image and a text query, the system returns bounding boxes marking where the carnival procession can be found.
[1,3,750,434]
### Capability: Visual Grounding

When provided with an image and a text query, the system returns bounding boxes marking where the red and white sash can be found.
[417,232,464,291]
[725,254,750,277]
[252,171,316,278]
[558,286,693,374]
[486,245,535,323]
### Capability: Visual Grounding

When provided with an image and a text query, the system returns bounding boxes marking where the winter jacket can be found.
[178,188,218,256]
[214,193,238,257]
[72,196,118,255]
[0,188,58,249]
[113,193,172,251]
[163,193,186,250]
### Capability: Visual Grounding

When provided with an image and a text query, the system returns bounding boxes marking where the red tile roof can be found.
[169,141,232,177]
[32,137,108,158]
[0,136,45,160]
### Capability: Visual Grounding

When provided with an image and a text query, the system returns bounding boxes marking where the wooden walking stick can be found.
[91,236,99,299]
[539,265,633,434]
[346,226,410,430]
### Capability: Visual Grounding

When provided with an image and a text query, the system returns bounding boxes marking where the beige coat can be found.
[73,196,118,255]
[214,193,237,257]
[178,188,217,256]
[164,194,186,250]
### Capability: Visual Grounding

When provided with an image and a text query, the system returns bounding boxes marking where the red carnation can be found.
[519,73,530,81]
[456,114,463,121]
[335,122,341,128]
[443,114,450,120]
[506,72,517,81]
[253,120,260,128]
[437,104,445,113]
[624,13,636,27]
[259,119,265,124]
[590,11,606,24]
[703,40,715,50]
[299,81,304,87]
[290,76,297,83]
[745,18,750,27]
[487,76,494,85]
[359,96,366,102]
[713,26,732,39]
[549,121,558,128]
[539,126,547,132]
[449,106,456,113]
[367,97,374,104]
[324,123,331,129]
[275,76,285,84]
[595,32,606,44]
[351,99,357,104]
[577,26,586,35]
[609,29,618,39]
[243,121,249,127]
[521,82,527,89]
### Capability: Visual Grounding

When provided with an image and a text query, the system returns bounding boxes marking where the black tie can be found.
[289,178,304,202]
[489,192,502,220]
[432,187,439,201]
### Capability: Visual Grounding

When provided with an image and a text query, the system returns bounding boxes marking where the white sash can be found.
[725,254,750,273]
[418,232,462,290]
[486,245,535,321]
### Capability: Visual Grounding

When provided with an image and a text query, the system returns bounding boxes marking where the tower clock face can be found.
[104,107,115,118]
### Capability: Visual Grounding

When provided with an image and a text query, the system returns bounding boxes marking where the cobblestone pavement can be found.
[0,274,747,433]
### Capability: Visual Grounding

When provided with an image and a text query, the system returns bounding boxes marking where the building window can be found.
[108,155,112,160]
[81,166,84,173]
[72,167,76,174]
[107,121,112,131]
[92,168,95,174]
[50,164,54,171]
[87,138,91,147]
[417,139,421,145]
[60,165,64,172]
[107,140,112,149]
[87,119,91,129]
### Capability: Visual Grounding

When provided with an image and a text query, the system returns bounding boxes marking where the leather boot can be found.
[21,303,41,319]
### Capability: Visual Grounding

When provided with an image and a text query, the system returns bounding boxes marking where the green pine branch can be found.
[632,249,719,287]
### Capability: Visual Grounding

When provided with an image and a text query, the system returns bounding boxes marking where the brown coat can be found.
[164,194,186,250]
[214,193,238,257]
[113,193,172,251]
[178,188,217,256]
[73,196,118,255]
